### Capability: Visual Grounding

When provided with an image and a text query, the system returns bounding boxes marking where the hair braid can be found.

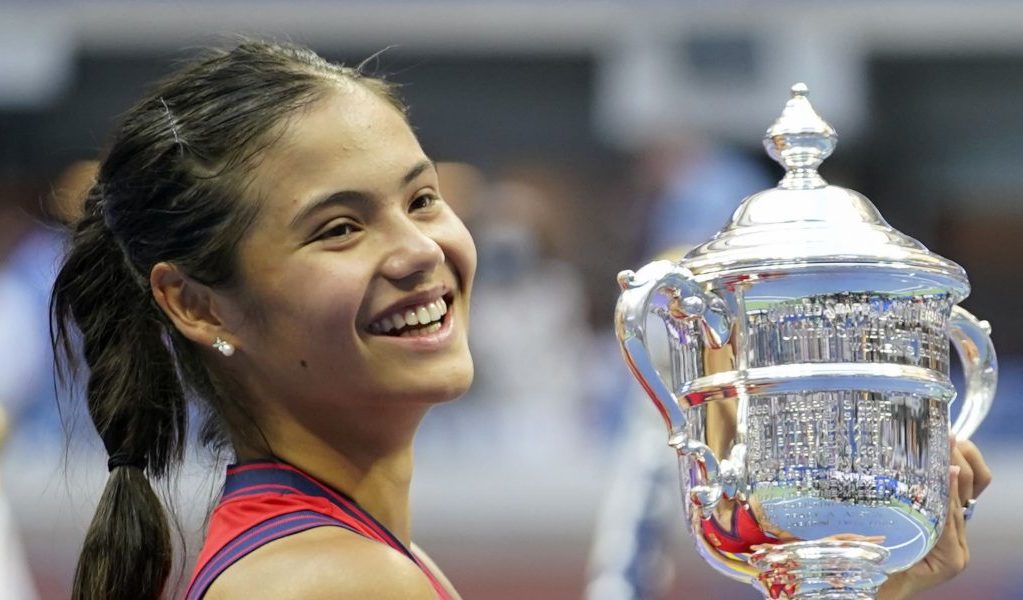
[53,185,186,599]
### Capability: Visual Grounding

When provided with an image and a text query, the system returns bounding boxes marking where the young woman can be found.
[51,41,989,599]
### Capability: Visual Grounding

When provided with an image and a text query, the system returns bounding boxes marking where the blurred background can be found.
[1,1,1022,598]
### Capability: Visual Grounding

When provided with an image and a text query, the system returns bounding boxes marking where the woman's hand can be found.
[878,437,992,600]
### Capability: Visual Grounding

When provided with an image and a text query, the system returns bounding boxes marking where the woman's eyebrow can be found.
[289,159,436,228]
[402,158,435,186]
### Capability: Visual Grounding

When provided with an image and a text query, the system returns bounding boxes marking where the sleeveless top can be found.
[185,460,452,600]
[700,502,777,554]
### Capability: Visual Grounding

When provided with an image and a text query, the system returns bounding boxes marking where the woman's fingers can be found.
[952,446,975,506]
[942,463,969,570]
[949,435,975,504]
[956,439,992,497]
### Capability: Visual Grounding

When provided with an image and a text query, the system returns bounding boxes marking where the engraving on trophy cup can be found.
[614,83,997,599]
[746,293,952,370]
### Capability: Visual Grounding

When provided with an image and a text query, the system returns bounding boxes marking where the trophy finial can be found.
[764,82,837,189]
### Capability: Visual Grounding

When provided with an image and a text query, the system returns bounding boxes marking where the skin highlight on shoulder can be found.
[411,543,463,600]
[205,526,439,599]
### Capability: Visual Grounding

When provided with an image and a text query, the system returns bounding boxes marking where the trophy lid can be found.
[683,83,969,299]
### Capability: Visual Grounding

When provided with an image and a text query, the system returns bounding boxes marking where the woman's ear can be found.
[150,261,235,348]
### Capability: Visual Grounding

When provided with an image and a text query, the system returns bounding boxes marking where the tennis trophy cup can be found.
[614,84,997,599]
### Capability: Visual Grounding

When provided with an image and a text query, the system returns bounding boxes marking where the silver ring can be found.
[962,498,977,522]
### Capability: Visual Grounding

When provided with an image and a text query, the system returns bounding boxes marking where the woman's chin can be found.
[415,361,474,408]
[419,365,475,405]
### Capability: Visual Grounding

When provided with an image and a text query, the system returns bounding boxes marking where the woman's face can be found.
[220,85,476,412]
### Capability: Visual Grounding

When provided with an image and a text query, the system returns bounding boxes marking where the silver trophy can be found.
[615,84,997,599]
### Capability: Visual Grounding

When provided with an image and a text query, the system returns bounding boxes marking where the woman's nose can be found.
[380,222,445,281]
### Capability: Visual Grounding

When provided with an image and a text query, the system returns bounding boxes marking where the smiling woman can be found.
[51,40,471,600]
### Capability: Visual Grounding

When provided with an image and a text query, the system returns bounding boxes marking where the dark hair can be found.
[50,40,405,600]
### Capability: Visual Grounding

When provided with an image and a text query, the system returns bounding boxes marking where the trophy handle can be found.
[947,306,997,440]
[673,432,745,518]
[615,260,734,438]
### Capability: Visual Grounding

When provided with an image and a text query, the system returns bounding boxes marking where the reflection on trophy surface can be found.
[614,84,997,599]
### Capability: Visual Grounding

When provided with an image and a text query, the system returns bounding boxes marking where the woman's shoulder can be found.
[205,525,439,599]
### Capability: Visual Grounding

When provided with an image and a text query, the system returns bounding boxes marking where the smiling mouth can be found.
[368,293,454,338]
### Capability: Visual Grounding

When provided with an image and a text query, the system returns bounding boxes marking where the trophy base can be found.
[749,540,890,600]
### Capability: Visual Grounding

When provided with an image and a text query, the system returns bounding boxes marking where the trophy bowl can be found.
[614,84,997,599]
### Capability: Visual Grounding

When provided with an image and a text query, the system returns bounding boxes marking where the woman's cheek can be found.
[451,219,478,286]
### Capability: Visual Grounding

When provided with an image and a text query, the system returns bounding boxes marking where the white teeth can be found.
[371,297,450,335]
[399,321,442,337]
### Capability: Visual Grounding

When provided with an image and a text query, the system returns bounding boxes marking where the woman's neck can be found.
[235,403,427,545]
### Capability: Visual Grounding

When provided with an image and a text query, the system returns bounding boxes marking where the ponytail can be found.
[52,186,187,600]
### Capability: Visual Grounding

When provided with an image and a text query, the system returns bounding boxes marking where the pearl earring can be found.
[212,337,235,357]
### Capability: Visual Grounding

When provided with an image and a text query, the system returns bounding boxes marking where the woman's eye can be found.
[410,193,439,212]
[315,222,358,241]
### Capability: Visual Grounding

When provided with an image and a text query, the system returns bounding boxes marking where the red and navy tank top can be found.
[185,460,452,600]
[700,502,778,554]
